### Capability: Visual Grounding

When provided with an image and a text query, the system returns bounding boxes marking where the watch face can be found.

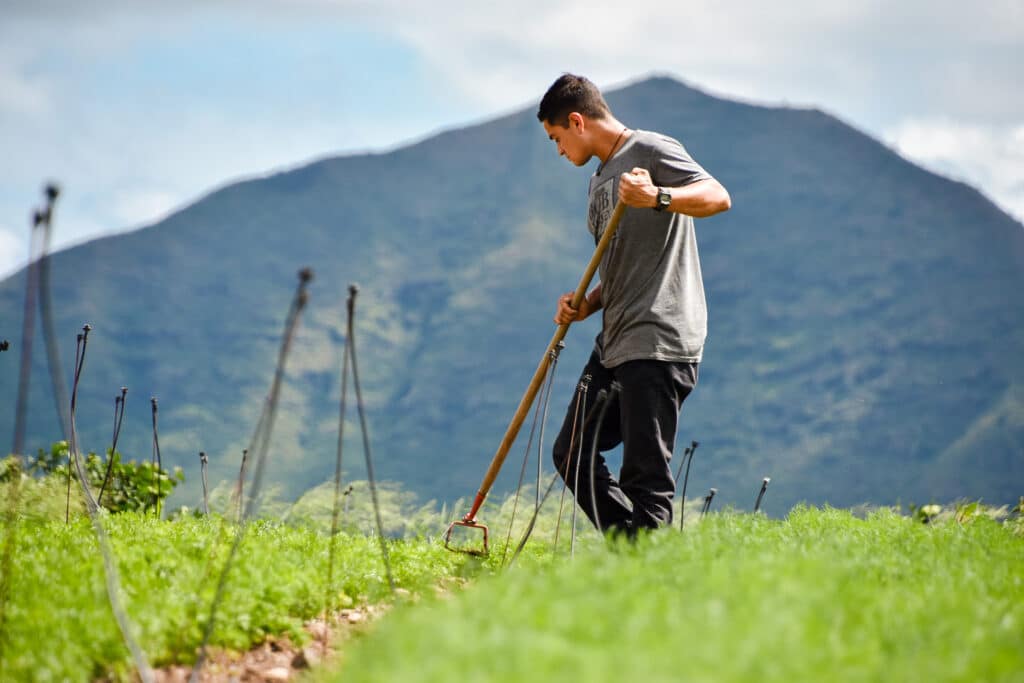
[658,190,671,207]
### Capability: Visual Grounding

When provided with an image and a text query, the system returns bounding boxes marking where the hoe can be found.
[445,202,627,555]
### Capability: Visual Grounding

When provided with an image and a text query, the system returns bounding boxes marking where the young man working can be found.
[538,73,731,536]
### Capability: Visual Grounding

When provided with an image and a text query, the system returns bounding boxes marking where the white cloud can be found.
[886,119,1024,221]
[1,0,1022,261]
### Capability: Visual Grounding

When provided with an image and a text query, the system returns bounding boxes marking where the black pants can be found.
[551,350,698,535]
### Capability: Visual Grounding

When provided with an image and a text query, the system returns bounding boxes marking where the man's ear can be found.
[568,112,585,133]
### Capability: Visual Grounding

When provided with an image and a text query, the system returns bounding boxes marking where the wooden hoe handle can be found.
[463,202,628,521]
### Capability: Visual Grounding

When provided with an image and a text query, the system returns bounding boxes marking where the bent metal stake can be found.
[445,202,628,555]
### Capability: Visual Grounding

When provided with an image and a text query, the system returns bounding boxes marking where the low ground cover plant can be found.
[326,506,1024,683]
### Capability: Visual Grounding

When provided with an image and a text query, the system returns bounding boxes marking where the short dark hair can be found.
[537,73,611,127]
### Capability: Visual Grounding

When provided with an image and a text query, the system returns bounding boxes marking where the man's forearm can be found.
[662,178,731,217]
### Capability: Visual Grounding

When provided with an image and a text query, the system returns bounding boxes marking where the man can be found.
[539,73,730,536]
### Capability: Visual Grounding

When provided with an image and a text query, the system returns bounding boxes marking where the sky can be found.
[1,0,1022,278]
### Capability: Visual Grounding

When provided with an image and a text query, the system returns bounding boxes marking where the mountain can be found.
[2,76,1022,517]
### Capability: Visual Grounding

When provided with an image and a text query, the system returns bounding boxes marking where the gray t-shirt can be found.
[587,129,712,368]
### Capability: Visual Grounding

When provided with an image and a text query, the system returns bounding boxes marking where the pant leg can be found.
[551,350,633,532]
[616,360,699,531]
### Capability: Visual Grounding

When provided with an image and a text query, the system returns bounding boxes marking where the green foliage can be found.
[2,441,184,515]
[0,511,481,681]
[323,506,1024,683]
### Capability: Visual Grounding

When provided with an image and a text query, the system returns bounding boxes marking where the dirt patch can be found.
[151,606,383,683]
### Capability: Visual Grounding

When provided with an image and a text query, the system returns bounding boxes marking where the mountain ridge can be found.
[2,75,1021,516]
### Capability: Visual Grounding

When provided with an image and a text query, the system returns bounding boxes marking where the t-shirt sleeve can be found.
[649,135,712,188]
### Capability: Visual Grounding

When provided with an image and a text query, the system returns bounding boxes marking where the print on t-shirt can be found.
[588,177,614,240]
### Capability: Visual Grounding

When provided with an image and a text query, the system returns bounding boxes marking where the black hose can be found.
[587,383,620,534]
[346,284,395,593]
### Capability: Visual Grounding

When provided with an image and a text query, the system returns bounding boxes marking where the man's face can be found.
[543,117,591,167]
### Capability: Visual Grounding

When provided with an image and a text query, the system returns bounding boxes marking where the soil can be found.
[149,605,383,683]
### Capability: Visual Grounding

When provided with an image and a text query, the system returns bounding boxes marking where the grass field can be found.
[323,506,1024,683]
[0,497,477,681]
[1,479,1021,682]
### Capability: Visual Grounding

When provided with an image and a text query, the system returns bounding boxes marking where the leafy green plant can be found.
[1,441,183,514]
[0,512,482,681]
[323,506,1024,683]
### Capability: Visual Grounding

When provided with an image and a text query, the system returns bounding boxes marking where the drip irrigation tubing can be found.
[507,470,563,568]
[508,381,614,567]
[701,488,717,517]
[199,452,209,515]
[346,284,395,592]
[190,268,312,683]
[568,376,590,556]
[552,380,583,554]
[67,324,155,682]
[754,477,771,513]
[500,344,562,567]
[234,449,248,523]
[150,398,162,517]
[11,212,43,459]
[0,188,50,668]
[533,343,562,516]
[587,384,620,535]
[36,184,71,443]
[66,330,88,524]
[676,441,699,530]
[325,285,354,635]
[97,387,128,507]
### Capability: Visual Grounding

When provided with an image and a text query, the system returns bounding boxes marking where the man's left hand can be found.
[618,168,657,208]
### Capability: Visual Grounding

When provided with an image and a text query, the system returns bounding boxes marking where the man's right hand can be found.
[555,291,590,324]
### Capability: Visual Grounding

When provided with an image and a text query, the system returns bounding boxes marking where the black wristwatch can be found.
[654,187,671,212]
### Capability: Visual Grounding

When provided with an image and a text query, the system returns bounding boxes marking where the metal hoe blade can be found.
[444,518,489,556]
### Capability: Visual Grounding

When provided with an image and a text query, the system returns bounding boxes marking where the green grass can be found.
[3,483,1022,682]
[323,506,1024,683]
[0,503,478,682]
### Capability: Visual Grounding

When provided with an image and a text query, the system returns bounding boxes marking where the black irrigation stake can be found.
[326,285,354,629]
[500,342,563,567]
[753,477,771,514]
[500,353,554,566]
[535,342,564,517]
[150,398,162,517]
[11,200,45,459]
[673,444,692,486]
[508,370,589,568]
[65,324,154,681]
[587,384,620,534]
[66,327,91,524]
[199,452,209,515]
[507,470,562,567]
[1,188,49,668]
[97,387,128,507]
[37,184,71,443]
[701,488,718,517]
[191,268,313,683]
[568,376,591,557]
[677,440,699,531]
[235,449,248,523]
[341,483,354,526]
[553,373,589,556]
[346,284,395,593]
